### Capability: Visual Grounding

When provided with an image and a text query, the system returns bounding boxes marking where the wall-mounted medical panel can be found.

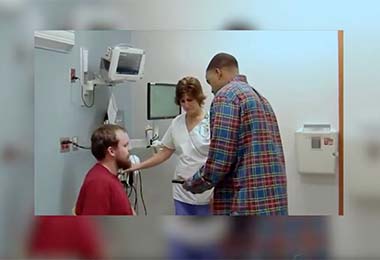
[295,124,338,174]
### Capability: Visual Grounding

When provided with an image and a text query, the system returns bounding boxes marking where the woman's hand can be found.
[124,163,141,173]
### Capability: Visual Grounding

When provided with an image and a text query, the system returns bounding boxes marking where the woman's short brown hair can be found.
[175,76,206,106]
[91,124,125,160]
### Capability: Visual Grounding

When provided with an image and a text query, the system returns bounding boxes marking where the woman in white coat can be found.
[127,76,213,215]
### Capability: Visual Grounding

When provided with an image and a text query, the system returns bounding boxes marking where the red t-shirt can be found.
[27,216,105,259]
[75,163,133,215]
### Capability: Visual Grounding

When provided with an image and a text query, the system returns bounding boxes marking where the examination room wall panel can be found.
[129,30,339,215]
[34,31,134,215]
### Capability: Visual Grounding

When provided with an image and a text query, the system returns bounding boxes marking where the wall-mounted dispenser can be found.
[295,124,338,174]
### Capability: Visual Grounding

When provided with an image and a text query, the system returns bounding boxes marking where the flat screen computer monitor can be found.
[147,83,181,120]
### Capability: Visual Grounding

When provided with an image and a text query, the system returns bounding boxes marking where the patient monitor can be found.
[80,44,145,93]
[99,45,145,83]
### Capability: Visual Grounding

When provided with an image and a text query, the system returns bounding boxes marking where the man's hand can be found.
[181,176,194,192]
[181,168,213,194]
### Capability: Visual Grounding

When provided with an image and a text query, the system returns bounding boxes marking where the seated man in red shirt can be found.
[75,124,134,215]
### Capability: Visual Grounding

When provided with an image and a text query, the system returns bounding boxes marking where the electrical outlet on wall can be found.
[70,68,76,83]
[60,137,71,153]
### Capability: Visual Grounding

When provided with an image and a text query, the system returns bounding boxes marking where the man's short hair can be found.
[91,124,125,160]
[206,52,239,71]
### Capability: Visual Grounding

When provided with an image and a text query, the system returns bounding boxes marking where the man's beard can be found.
[116,156,132,170]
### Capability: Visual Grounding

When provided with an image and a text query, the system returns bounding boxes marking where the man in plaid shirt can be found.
[183,53,288,216]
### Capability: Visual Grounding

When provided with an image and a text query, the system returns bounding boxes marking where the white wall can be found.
[34,30,134,215]
[129,30,339,215]
[0,20,34,255]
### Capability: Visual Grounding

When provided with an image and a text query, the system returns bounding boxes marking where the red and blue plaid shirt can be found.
[184,75,288,215]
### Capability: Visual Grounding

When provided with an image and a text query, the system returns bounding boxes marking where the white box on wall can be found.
[295,124,338,174]
[34,30,75,53]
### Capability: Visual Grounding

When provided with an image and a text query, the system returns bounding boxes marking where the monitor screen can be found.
[116,52,142,75]
[147,83,181,120]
